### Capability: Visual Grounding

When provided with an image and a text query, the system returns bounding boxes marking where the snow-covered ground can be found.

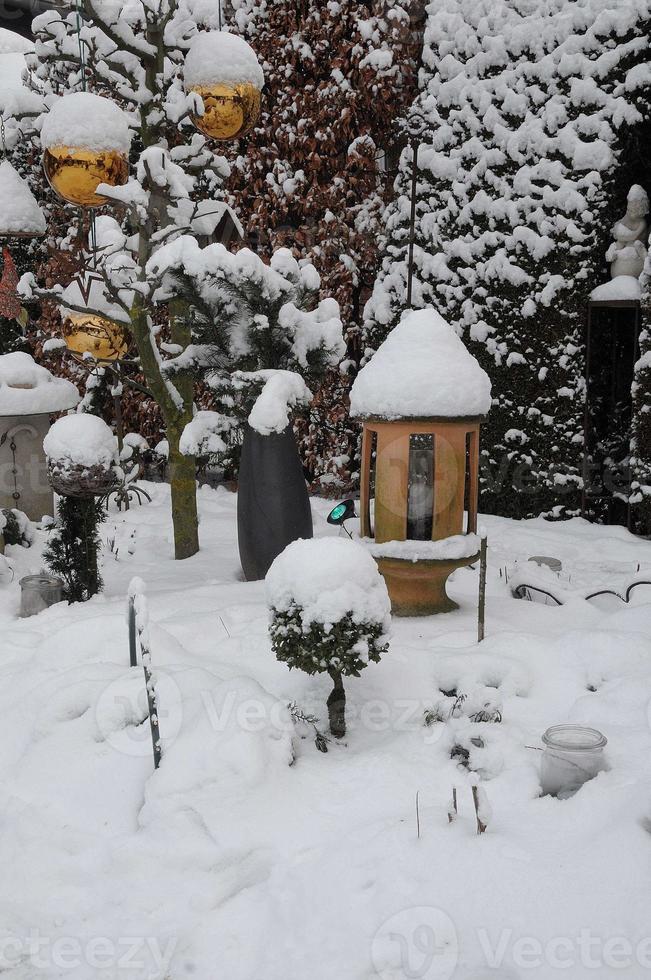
[2,484,651,979]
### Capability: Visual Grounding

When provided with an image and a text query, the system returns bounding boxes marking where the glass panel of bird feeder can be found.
[463,431,472,533]
[368,430,377,537]
[361,428,378,538]
[407,434,434,541]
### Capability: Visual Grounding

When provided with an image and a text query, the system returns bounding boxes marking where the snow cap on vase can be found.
[350,307,492,421]
[184,31,264,141]
[44,413,121,498]
[41,92,131,208]
[0,160,46,238]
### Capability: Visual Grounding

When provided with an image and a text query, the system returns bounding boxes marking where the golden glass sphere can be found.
[62,312,129,362]
[43,146,129,208]
[189,82,261,141]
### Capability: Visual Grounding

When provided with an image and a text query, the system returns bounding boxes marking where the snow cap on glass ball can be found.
[41,92,132,154]
[184,31,264,90]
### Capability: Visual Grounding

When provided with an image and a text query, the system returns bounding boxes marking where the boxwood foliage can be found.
[270,609,388,678]
[269,608,389,738]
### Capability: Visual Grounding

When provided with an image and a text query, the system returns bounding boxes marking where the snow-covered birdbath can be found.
[0,352,79,519]
[350,308,492,615]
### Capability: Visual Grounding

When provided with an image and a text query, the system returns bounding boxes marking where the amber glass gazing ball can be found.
[62,313,129,362]
[189,82,261,141]
[43,146,129,208]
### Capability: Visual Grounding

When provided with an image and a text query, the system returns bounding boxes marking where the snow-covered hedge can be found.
[364,0,651,520]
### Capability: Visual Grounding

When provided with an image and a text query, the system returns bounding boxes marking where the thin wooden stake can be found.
[447,787,458,824]
[415,790,421,839]
[478,534,488,643]
[472,785,487,835]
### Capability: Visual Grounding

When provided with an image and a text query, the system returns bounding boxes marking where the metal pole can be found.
[628,301,641,532]
[581,307,592,519]
[406,137,419,308]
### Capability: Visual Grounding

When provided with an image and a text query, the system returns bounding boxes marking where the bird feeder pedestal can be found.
[373,555,478,616]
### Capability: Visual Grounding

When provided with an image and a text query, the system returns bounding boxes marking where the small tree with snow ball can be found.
[266,538,391,738]
[43,415,118,603]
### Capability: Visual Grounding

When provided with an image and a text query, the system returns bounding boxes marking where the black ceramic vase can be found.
[237,424,313,581]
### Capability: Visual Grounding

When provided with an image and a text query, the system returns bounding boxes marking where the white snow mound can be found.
[350,308,492,419]
[44,413,118,469]
[184,30,264,90]
[0,28,33,54]
[365,533,481,562]
[0,352,79,416]
[266,537,392,629]
[590,276,642,302]
[41,92,132,153]
[0,160,46,236]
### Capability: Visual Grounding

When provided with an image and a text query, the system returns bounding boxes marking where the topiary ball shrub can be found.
[266,537,391,738]
[0,508,34,548]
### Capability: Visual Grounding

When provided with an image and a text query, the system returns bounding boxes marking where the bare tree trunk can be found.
[327,667,346,738]
[128,298,200,560]
[167,422,199,560]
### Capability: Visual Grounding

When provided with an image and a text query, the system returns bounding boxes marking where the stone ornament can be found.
[606,184,649,280]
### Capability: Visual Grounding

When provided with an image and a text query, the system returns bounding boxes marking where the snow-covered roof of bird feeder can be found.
[350,308,492,420]
[0,161,46,238]
[0,352,79,417]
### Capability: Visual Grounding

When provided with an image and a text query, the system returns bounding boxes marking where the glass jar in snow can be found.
[541,725,607,798]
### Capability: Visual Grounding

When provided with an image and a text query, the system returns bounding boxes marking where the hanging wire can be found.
[73,0,98,263]
[218,0,222,30]
[75,0,87,92]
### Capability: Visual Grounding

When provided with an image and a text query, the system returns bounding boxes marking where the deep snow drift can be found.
[1,483,651,979]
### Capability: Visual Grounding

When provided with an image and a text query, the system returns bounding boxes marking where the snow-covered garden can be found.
[2,490,651,978]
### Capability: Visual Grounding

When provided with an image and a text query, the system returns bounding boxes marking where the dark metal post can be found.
[128,595,137,667]
[628,301,642,531]
[406,136,419,309]
[478,535,487,643]
[581,306,592,519]
[141,643,162,771]
[127,588,161,769]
